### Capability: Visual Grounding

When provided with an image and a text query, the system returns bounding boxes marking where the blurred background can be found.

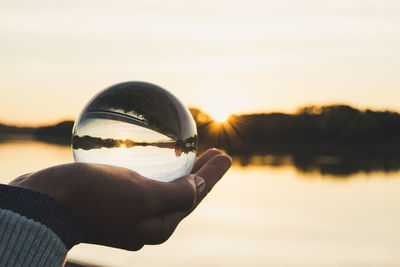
[1,1,400,266]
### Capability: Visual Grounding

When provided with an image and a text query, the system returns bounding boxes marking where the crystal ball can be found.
[72,81,198,182]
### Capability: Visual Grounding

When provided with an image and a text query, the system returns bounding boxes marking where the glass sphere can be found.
[72,81,198,182]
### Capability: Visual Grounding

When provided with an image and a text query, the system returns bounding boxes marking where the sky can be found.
[1,0,400,125]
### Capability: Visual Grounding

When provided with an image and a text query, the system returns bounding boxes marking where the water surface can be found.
[1,140,399,267]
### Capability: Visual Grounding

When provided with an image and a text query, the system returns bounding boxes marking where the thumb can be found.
[162,174,205,213]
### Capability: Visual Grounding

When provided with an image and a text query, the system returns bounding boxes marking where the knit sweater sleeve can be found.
[0,209,67,267]
[0,184,86,266]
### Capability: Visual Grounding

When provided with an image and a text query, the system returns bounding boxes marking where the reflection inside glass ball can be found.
[72,81,198,182]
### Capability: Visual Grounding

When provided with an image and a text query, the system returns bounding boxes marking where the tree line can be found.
[2,104,400,176]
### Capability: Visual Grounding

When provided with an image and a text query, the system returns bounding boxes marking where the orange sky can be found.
[1,0,400,125]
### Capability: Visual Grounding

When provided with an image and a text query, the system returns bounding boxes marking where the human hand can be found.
[9,148,231,250]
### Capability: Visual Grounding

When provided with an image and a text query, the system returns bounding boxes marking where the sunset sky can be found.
[1,0,400,125]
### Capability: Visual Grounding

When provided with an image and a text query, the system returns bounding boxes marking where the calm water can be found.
[1,140,400,267]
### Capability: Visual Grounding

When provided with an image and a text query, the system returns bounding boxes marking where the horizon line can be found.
[1,103,400,128]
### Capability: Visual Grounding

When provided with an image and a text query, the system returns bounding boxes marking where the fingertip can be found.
[194,175,205,194]
[193,153,232,192]
[223,154,233,165]
[192,148,224,173]
[186,174,206,196]
[213,154,233,170]
[207,148,223,154]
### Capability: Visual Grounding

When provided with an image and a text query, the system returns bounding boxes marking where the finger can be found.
[149,155,232,237]
[191,148,223,173]
[136,155,232,245]
[153,174,200,214]
[189,154,232,213]
[139,151,228,217]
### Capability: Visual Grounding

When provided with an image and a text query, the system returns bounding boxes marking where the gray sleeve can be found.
[0,184,85,250]
[0,209,67,267]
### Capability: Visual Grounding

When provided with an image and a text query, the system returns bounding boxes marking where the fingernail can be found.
[194,176,205,193]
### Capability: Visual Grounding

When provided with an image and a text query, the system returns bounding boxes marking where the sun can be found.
[120,143,128,149]
[203,101,232,123]
[211,109,230,123]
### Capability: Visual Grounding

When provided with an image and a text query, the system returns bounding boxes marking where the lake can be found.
[1,139,400,267]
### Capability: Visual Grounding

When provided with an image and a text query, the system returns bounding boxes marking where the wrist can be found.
[0,183,85,249]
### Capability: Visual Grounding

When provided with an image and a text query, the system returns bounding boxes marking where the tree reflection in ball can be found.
[72,82,198,182]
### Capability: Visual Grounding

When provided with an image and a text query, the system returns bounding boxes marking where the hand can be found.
[9,148,232,251]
